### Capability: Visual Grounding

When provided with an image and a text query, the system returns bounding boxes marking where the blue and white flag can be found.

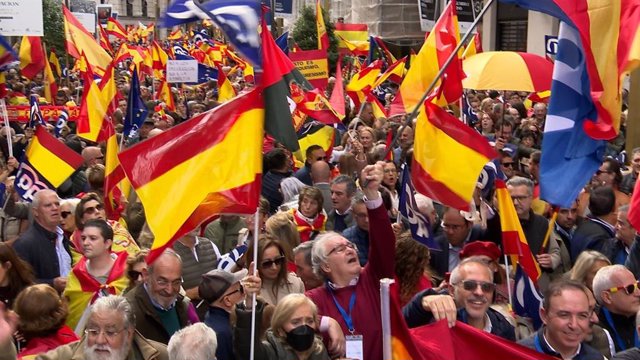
[193,29,212,44]
[54,109,69,138]
[539,22,605,208]
[28,95,46,129]
[514,265,543,330]
[398,165,438,250]
[162,0,262,69]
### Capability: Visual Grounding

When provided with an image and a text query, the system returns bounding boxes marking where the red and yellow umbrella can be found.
[462,51,553,92]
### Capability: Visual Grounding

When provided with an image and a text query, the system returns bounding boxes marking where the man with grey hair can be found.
[326,175,357,232]
[402,257,515,340]
[14,189,72,293]
[125,249,192,344]
[167,323,217,360]
[294,241,323,290]
[38,295,168,360]
[306,162,394,360]
[593,264,640,352]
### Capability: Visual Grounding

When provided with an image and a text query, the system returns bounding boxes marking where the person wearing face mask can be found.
[235,293,331,360]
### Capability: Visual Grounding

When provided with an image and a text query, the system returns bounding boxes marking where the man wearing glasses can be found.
[39,295,168,360]
[125,249,192,344]
[402,257,515,341]
[593,265,640,353]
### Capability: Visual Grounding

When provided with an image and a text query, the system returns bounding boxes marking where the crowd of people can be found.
[0,24,638,360]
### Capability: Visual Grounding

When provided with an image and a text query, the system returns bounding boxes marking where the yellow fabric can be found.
[25,136,77,188]
[63,8,112,76]
[462,52,536,91]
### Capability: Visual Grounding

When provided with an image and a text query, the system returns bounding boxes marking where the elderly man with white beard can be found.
[37,295,168,360]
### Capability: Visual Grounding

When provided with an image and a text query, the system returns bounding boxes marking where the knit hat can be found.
[459,241,501,262]
[199,269,248,304]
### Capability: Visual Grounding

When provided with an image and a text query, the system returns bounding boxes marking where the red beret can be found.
[459,241,501,262]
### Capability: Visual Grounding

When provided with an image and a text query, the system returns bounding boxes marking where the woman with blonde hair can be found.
[265,212,300,261]
[569,250,611,291]
[235,293,329,360]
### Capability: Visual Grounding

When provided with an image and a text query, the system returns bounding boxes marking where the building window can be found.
[126,0,133,16]
[496,2,527,52]
[142,0,148,17]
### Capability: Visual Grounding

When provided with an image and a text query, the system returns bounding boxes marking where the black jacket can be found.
[429,226,488,279]
[571,217,616,262]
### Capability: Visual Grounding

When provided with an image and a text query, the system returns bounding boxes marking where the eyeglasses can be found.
[85,327,126,340]
[154,277,183,288]
[83,204,104,215]
[128,270,143,280]
[456,280,496,293]
[596,169,612,175]
[502,162,515,168]
[327,242,357,256]
[383,169,397,174]
[441,221,465,231]
[225,285,245,297]
[261,256,285,268]
[607,281,640,295]
[61,211,72,219]
[511,195,530,203]
[315,156,328,161]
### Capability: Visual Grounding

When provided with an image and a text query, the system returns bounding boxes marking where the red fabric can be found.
[18,325,79,359]
[390,282,425,359]
[72,251,128,294]
[411,320,557,360]
[628,174,640,233]
[291,208,326,242]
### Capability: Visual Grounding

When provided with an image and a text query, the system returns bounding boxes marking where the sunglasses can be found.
[457,280,496,293]
[607,281,640,295]
[502,162,515,168]
[127,270,143,280]
[61,211,72,219]
[225,285,245,297]
[261,256,285,268]
[83,204,104,215]
[596,170,612,175]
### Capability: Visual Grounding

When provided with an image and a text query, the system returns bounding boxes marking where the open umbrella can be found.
[462,51,553,92]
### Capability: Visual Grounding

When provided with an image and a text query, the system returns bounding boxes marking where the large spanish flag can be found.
[334,23,369,55]
[77,57,116,143]
[412,99,496,211]
[19,36,45,79]
[118,89,263,263]
[390,0,463,115]
[495,179,541,285]
[345,59,383,109]
[63,6,112,76]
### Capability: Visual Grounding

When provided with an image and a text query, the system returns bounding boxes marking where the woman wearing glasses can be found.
[247,237,304,306]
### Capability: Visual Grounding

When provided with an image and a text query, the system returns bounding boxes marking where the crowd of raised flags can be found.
[0,0,639,358]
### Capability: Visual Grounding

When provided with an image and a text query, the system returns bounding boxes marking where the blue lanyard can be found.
[534,333,544,354]
[602,307,639,350]
[327,284,357,333]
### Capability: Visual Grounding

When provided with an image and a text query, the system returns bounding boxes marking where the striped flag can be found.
[63,6,113,76]
[316,0,329,50]
[216,65,236,102]
[495,179,541,285]
[345,59,383,109]
[334,23,369,55]
[14,126,84,202]
[107,17,127,40]
[118,89,264,264]
[19,36,45,79]
[539,22,605,208]
[412,99,496,211]
[49,50,62,77]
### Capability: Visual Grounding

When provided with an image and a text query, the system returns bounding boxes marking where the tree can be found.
[290,5,339,74]
[42,0,65,56]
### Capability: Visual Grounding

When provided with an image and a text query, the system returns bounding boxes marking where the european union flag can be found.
[124,67,149,139]
[162,0,262,69]
[29,95,46,129]
[398,165,439,250]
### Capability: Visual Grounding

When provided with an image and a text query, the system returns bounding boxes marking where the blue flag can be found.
[162,0,262,69]
[29,95,46,129]
[539,22,605,207]
[275,32,289,55]
[514,265,543,330]
[398,165,439,250]
[124,67,149,139]
[54,109,69,138]
[0,35,18,69]
[172,44,218,84]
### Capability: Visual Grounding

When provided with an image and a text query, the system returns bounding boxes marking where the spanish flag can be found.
[151,41,168,79]
[107,17,127,40]
[329,56,346,117]
[63,6,112,76]
[462,32,482,59]
[42,49,57,104]
[14,126,84,202]
[412,99,496,211]
[63,251,129,332]
[390,0,463,115]
[103,121,127,221]
[98,25,114,55]
[217,65,236,102]
[345,59,383,109]
[334,23,369,55]
[77,56,116,143]
[168,28,184,41]
[49,50,62,77]
[316,0,329,50]
[118,89,264,263]
[19,36,45,79]
[495,179,541,285]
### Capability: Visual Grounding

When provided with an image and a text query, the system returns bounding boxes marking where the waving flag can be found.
[276,32,289,55]
[49,50,62,77]
[19,36,45,79]
[496,179,541,285]
[168,28,184,41]
[514,265,543,330]
[123,67,149,139]
[316,0,329,50]
[399,166,438,250]
[162,0,262,69]
[54,109,69,138]
[539,22,605,208]
[345,59,383,108]
[0,35,17,69]
[217,65,236,102]
[77,56,117,143]
[412,99,496,211]
[118,89,264,264]
[500,0,640,140]
[14,126,84,202]
[107,17,127,40]
[63,6,112,76]
[29,95,46,128]
[335,23,369,55]
[99,25,114,55]
[329,56,346,117]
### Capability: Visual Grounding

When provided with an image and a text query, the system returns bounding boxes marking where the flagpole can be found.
[381,0,496,160]
[249,207,260,360]
[504,254,514,311]
[380,278,394,360]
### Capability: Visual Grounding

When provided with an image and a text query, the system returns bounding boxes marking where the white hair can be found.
[168,323,217,360]
[592,264,628,304]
